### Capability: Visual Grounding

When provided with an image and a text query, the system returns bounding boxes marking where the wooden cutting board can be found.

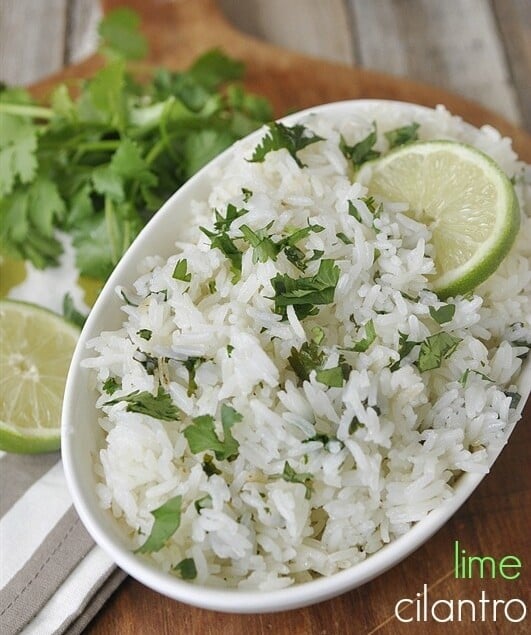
[29,1,530,633]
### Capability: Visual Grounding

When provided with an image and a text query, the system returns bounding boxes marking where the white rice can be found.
[85,104,530,589]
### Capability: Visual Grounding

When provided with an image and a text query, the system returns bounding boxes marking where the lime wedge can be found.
[0,300,80,453]
[361,141,520,297]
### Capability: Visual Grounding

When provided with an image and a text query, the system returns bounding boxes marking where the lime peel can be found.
[360,140,520,298]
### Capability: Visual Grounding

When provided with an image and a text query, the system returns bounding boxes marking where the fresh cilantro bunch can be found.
[0,8,273,280]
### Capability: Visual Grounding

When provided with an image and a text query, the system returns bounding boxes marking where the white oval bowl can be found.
[62,99,531,613]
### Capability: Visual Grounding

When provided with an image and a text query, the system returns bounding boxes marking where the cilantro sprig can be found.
[0,9,273,278]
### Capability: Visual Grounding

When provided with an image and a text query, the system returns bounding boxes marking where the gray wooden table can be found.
[0,0,529,131]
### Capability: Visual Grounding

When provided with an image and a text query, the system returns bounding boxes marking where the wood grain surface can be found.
[4,0,529,632]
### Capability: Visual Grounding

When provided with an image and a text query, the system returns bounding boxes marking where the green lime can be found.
[0,299,80,453]
[360,141,520,297]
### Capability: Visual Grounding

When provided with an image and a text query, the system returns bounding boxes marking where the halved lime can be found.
[360,141,520,297]
[0,300,80,453]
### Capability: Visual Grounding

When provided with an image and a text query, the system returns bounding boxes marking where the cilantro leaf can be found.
[62,293,87,328]
[98,7,148,61]
[344,319,377,352]
[0,113,38,196]
[340,123,380,168]
[240,223,279,263]
[336,232,353,245]
[271,259,340,320]
[102,377,121,395]
[104,386,180,421]
[429,304,455,325]
[459,368,494,386]
[281,462,313,500]
[249,122,323,168]
[184,128,236,177]
[137,329,152,340]
[415,333,462,372]
[184,404,241,461]
[315,365,346,388]
[504,391,521,409]
[385,122,420,149]
[389,331,417,371]
[173,557,197,580]
[212,203,248,232]
[288,341,324,382]
[136,495,182,554]
[200,227,242,281]
[172,259,191,282]
[182,357,203,397]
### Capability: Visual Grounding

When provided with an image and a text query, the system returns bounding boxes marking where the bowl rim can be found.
[61,98,531,613]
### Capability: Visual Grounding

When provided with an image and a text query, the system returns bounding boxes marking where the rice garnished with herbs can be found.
[84,103,530,589]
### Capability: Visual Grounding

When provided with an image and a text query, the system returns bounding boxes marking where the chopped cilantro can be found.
[270,258,340,320]
[336,232,353,245]
[173,557,197,580]
[415,333,462,372]
[429,303,455,325]
[184,404,241,461]
[208,279,217,294]
[340,123,380,168]
[137,329,152,340]
[347,200,362,223]
[278,223,324,272]
[288,341,324,382]
[202,454,221,476]
[240,222,279,263]
[226,344,234,357]
[249,122,323,168]
[349,416,362,434]
[459,369,494,386]
[194,494,213,513]
[172,259,191,282]
[315,365,346,388]
[389,331,417,371]
[135,494,182,553]
[311,325,325,345]
[241,187,253,202]
[200,227,242,281]
[281,462,313,499]
[212,203,248,233]
[182,357,203,397]
[104,386,180,421]
[102,377,121,395]
[504,391,521,409]
[384,122,420,149]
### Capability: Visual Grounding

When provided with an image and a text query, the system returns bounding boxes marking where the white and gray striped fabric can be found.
[0,451,126,634]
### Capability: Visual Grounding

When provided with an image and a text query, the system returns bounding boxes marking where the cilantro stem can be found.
[0,102,54,119]
[76,140,122,153]
[104,197,120,265]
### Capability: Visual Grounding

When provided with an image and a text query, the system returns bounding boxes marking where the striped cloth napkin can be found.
[0,452,126,634]
[1,244,125,634]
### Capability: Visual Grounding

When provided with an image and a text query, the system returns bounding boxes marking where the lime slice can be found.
[0,300,80,453]
[360,141,520,297]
